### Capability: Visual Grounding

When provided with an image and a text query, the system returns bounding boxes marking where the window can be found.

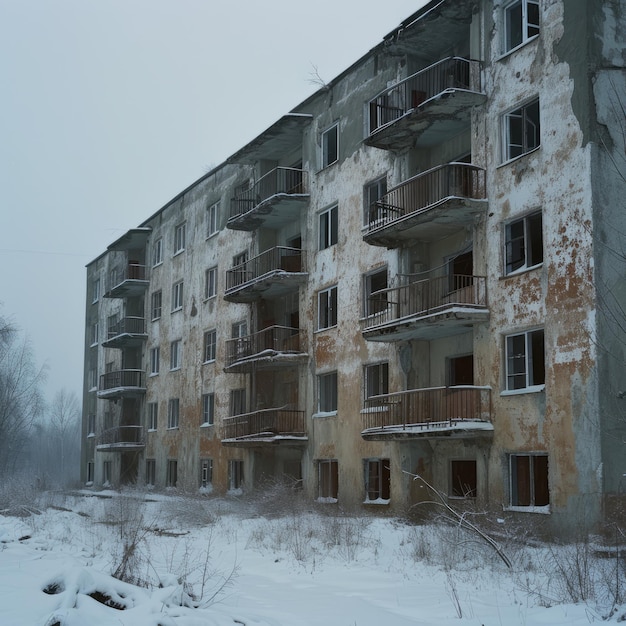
[509,454,549,507]
[505,211,543,274]
[503,98,540,161]
[205,266,218,299]
[318,371,338,413]
[88,368,97,391]
[203,329,217,363]
[146,459,156,486]
[505,329,545,391]
[365,459,390,501]
[318,285,338,329]
[202,393,215,426]
[92,278,100,303]
[150,347,160,375]
[364,362,389,401]
[86,461,94,484]
[90,322,99,346]
[151,291,162,320]
[103,460,112,485]
[152,237,163,267]
[168,398,180,429]
[200,458,213,488]
[319,205,338,249]
[318,460,338,500]
[170,339,182,370]
[172,281,184,312]
[364,176,387,225]
[363,268,388,316]
[148,402,158,431]
[87,414,95,436]
[230,389,246,416]
[174,222,186,254]
[450,460,477,498]
[322,123,339,168]
[167,459,178,487]
[228,460,244,490]
[207,202,219,237]
[504,0,539,52]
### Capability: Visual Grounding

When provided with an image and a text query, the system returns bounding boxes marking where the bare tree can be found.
[46,389,81,484]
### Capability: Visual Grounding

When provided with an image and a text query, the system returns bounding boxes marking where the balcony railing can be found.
[229,167,308,220]
[361,274,487,339]
[105,264,149,298]
[225,247,305,300]
[97,369,146,398]
[96,426,145,451]
[362,386,492,438]
[225,326,305,368]
[222,407,307,444]
[366,57,483,148]
[102,317,147,348]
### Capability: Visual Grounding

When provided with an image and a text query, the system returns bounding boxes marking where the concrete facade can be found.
[82,0,626,534]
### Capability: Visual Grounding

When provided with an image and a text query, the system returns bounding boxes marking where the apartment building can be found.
[82,0,626,534]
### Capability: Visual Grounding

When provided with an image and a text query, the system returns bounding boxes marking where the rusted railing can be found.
[222,408,306,440]
[225,246,303,291]
[367,163,486,232]
[96,425,145,448]
[230,167,308,219]
[368,57,481,134]
[107,264,148,291]
[99,369,145,392]
[362,274,487,331]
[107,316,146,339]
[225,326,304,366]
[362,386,491,431]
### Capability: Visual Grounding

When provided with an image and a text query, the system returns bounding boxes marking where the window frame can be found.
[504,328,545,392]
[317,285,338,330]
[503,0,540,53]
[172,281,184,312]
[364,176,387,227]
[230,388,247,416]
[319,204,338,250]
[170,339,182,371]
[151,290,162,321]
[204,266,218,299]
[509,453,549,509]
[200,458,213,488]
[502,98,540,162]
[167,398,180,429]
[363,267,388,317]
[321,123,339,169]
[167,459,178,487]
[174,222,186,255]
[364,458,390,502]
[449,459,477,498]
[207,202,219,238]
[228,459,244,491]
[364,362,389,402]
[152,237,163,267]
[145,459,156,486]
[318,371,338,414]
[148,402,158,431]
[317,459,339,501]
[201,392,215,426]
[90,322,99,347]
[203,329,217,363]
[92,277,100,304]
[150,346,160,375]
[504,210,543,275]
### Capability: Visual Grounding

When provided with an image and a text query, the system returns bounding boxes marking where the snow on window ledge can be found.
[312,410,338,419]
[504,505,551,515]
[501,384,545,397]
[363,498,390,505]
[200,423,214,429]
[316,497,338,504]
[501,262,543,279]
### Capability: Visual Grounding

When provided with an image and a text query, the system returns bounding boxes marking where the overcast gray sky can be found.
[0,0,428,403]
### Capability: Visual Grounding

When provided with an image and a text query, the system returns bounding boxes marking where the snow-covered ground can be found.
[0,489,624,625]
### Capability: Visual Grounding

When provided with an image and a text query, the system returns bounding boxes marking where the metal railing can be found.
[99,369,145,392]
[96,425,145,448]
[225,326,304,366]
[106,316,146,339]
[222,408,306,440]
[368,57,481,134]
[361,274,487,331]
[362,386,491,432]
[229,167,308,219]
[367,162,486,232]
[225,246,303,291]
[107,264,148,291]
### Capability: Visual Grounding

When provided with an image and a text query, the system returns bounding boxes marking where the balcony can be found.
[96,426,145,451]
[228,167,309,231]
[361,274,488,342]
[225,326,308,372]
[365,57,485,151]
[221,408,307,447]
[102,317,147,349]
[364,163,487,248]
[361,386,492,441]
[104,264,149,298]
[97,369,146,400]
[224,247,306,302]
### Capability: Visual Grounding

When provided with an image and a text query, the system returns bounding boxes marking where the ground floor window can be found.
[103,460,112,485]
[167,459,178,488]
[86,461,94,484]
[146,459,156,486]
[450,459,477,498]
[317,459,338,501]
[201,458,213,489]
[228,460,244,490]
[364,458,390,502]
[509,453,549,507]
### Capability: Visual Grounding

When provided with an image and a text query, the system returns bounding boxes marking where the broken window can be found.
[229,460,244,490]
[202,393,215,426]
[203,329,216,363]
[167,459,178,488]
[364,176,387,226]
[167,398,180,429]
[200,458,213,488]
[145,459,156,486]
[504,0,539,52]
[319,205,338,249]
[318,371,338,413]
[363,267,388,316]
[503,98,540,161]
[322,123,339,168]
[318,459,339,500]
[505,328,545,391]
[509,454,549,507]
[318,285,338,329]
[505,211,543,274]
[365,459,390,501]
[148,402,158,430]
[450,459,477,498]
